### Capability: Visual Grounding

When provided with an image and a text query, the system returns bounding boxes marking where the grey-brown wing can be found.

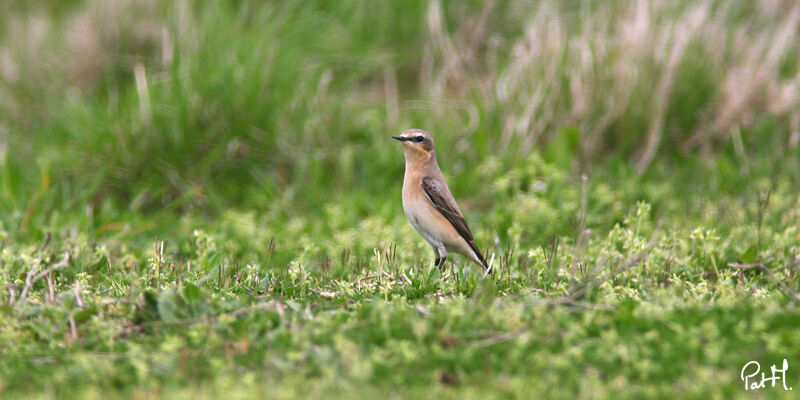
[421,176,488,268]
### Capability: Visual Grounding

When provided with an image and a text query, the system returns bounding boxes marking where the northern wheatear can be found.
[392,129,491,274]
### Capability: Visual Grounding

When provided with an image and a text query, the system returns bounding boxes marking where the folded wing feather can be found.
[420,176,488,269]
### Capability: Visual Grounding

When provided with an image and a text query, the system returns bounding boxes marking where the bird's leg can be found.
[432,246,440,268]
[437,246,448,272]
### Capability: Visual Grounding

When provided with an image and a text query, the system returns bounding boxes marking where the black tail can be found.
[468,242,491,274]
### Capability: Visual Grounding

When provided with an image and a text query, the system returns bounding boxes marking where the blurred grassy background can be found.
[2,0,798,235]
[2,1,800,398]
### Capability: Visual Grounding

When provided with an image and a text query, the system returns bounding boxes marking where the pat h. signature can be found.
[741,359,792,391]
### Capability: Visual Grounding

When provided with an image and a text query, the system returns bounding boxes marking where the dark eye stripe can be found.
[413,136,424,143]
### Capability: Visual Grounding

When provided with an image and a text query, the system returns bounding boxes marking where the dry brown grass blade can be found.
[727,262,800,303]
[15,253,71,308]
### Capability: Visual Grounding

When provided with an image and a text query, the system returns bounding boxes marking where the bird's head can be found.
[392,129,435,162]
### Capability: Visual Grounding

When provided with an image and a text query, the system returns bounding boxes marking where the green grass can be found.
[1,0,800,398]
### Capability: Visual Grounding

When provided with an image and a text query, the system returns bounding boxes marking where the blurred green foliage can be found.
[0,0,799,398]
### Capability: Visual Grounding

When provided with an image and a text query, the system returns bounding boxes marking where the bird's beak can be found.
[392,135,407,142]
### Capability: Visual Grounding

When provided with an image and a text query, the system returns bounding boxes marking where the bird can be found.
[392,129,491,274]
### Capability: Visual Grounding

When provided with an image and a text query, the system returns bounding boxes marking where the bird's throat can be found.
[403,146,434,167]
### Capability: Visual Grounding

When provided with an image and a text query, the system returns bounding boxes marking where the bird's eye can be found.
[412,136,424,143]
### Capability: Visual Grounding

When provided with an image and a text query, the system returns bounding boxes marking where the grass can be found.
[1,0,800,398]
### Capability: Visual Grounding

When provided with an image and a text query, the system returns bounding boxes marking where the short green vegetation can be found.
[1,1,799,398]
